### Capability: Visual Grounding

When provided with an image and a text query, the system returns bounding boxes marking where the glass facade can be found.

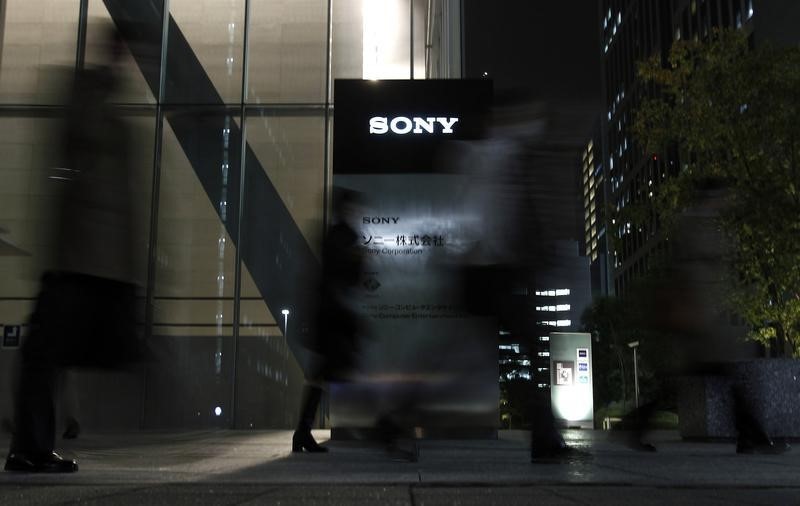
[0,0,461,429]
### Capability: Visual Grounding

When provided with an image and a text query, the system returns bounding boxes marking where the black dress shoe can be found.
[4,452,78,473]
[292,429,329,453]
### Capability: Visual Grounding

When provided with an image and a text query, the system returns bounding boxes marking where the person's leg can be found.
[10,356,56,457]
[625,398,659,452]
[5,333,76,471]
[9,282,58,459]
[5,274,77,472]
[292,384,327,452]
[529,389,566,458]
[732,381,788,454]
[57,371,81,440]
[374,384,419,462]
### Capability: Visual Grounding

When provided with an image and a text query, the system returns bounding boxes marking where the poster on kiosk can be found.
[549,332,594,429]
[331,79,496,436]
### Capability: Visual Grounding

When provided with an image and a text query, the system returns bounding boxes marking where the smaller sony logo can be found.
[363,216,400,224]
[369,116,459,135]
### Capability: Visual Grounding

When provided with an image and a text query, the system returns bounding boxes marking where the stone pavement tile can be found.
[238,485,412,505]
[417,445,632,485]
[0,484,141,506]
[2,430,800,495]
[708,488,800,506]
[412,486,577,506]
[419,462,626,486]
[589,452,800,487]
[66,484,277,506]
[198,447,424,484]
[549,485,800,506]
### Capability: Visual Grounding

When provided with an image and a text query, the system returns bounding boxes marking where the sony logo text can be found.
[363,216,400,224]
[369,116,459,135]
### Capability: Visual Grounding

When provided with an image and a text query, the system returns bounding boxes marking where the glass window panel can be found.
[146,108,240,428]
[247,0,327,104]
[332,0,412,85]
[0,108,155,428]
[119,110,157,337]
[0,0,79,104]
[331,0,363,82]
[166,0,244,104]
[0,108,154,326]
[244,109,325,253]
[239,269,278,331]
[361,0,411,79]
[0,115,64,323]
[141,326,237,428]
[85,1,162,104]
[235,265,303,428]
[412,0,425,78]
[235,109,324,428]
[154,108,239,330]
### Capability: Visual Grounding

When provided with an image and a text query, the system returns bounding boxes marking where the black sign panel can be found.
[334,79,492,174]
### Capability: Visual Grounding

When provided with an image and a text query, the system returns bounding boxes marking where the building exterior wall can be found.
[580,119,612,296]
[0,0,462,430]
[598,0,772,295]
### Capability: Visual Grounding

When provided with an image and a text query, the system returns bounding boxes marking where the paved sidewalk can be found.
[0,430,797,505]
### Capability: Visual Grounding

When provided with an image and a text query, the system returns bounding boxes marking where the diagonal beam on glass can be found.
[103,0,320,367]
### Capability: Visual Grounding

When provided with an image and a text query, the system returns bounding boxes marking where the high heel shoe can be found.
[292,429,329,453]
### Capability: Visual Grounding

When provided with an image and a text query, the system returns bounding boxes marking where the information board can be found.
[549,332,594,428]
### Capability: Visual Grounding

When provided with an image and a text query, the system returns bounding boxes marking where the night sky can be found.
[464,1,602,103]
[463,1,604,242]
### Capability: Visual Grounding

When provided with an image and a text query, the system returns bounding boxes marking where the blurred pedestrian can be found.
[629,179,789,455]
[292,187,366,453]
[57,371,81,440]
[453,95,583,461]
[4,25,143,473]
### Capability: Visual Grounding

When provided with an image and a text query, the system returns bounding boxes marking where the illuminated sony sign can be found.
[363,216,400,224]
[369,116,459,135]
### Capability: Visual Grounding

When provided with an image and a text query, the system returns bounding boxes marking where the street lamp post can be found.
[628,341,640,408]
[281,309,290,426]
[281,308,290,334]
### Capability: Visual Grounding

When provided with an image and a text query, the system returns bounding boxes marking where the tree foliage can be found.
[581,296,632,409]
[582,287,687,412]
[632,29,800,355]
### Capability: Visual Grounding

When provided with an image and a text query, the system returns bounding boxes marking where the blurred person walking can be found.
[628,180,789,455]
[453,96,583,462]
[4,25,143,473]
[292,188,366,454]
[57,371,81,440]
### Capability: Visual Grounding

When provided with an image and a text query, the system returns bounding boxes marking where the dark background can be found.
[464,0,602,102]
[463,0,605,247]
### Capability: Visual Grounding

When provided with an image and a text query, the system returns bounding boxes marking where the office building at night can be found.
[599,0,798,294]
[579,119,611,296]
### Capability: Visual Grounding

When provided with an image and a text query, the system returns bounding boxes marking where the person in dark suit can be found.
[628,180,789,455]
[453,95,584,462]
[292,188,366,453]
[4,25,142,473]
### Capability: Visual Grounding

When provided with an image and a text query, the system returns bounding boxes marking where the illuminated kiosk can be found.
[330,79,496,438]
[549,332,594,429]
